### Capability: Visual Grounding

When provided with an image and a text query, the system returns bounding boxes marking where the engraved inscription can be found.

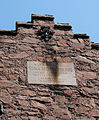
[27,61,77,85]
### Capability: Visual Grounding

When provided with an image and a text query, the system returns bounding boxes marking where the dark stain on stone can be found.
[36,26,54,42]
[0,104,3,115]
[46,60,59,84]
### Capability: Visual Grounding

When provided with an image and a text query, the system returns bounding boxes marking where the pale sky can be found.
[0,0,99,43]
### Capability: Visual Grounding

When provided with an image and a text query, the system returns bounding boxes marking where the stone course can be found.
[0,14,99,120]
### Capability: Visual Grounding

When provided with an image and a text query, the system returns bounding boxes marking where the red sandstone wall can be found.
[0,14,99,120]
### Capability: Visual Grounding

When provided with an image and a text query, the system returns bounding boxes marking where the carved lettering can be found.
[27,61,77,85]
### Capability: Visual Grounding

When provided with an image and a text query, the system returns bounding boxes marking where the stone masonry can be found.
[0,14,99,120]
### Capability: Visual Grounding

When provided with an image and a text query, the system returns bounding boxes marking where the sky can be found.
[0,0,99,43]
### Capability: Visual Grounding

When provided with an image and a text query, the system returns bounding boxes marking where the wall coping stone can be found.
[16,22,33,28]
[0,30,17,36]
[31,14,54,21]
[91,43,99,50]
[73,34,89,39]
[54,23,72,30]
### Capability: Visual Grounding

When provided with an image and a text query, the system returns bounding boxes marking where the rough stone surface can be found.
[0,14,99,120]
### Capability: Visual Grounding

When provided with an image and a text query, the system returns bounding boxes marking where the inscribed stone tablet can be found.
[27,61,77,85]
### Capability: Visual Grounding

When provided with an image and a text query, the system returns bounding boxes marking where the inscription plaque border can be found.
[27,61,77,85]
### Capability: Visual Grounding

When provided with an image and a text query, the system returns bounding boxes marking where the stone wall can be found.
[0,14,99,120]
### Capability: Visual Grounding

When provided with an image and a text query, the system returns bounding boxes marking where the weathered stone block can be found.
[9,52,29,59]
[77,71,97,80]
[30,101,47,111]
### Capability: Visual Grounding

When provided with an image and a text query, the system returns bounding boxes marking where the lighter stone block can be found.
[27,61,77,85]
